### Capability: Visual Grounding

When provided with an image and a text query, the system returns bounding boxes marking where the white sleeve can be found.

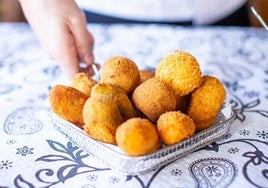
[75,0,246,24]
[75,0,194,22]
[193,0,247,25]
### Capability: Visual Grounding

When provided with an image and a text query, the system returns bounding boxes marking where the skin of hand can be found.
[19,0,95,78]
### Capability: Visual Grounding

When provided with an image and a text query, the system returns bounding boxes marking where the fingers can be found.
[58,43,80,78]
[54,25,80,79]
[51,14,95,79]
[54,25,96,79]
[69,11,95,66]
[20,0,95,78]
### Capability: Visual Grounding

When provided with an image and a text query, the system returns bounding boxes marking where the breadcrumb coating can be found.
[91,83,137,120]
[83,95,124,144]
[71,72,97,96]
[139,69,155,83]
[100,56,140,94]
[155,50,202,96]
[157,111,196,145]
[49,85,89,128]
[132,77,176,122]
[116,118,161,156]
[187,75,226,132]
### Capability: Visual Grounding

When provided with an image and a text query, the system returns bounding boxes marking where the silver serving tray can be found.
[50,103,235,175]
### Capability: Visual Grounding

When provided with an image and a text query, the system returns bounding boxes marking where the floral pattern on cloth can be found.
[0,23,268,188]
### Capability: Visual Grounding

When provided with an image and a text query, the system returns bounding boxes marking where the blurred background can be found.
[0,0,267,27]
[0,0,26,22]
[247,0,268,27]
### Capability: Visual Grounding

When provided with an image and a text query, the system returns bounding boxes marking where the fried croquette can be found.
[157,111,196,146]
[83,95,124,144]
[49,85,89,128]
[132,77,176,123]
[91,83,137,120]
[139,69,155,83]
[71,72,97,96]
[115,118,161,156]
[100,56,140,94]
[187,75,226,132]
[155,50,202,96]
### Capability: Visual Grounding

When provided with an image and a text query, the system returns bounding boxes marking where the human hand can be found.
[19,0,94,78]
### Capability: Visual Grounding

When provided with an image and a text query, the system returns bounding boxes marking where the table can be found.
[0,23,268,188]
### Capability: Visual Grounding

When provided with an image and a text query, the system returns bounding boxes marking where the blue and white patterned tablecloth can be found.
[0,23,268,188]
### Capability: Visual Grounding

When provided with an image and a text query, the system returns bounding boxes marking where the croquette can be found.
[49,85,89,128]
[100,56,140,94]
[157,111,196,145]
[139,69,155,83]
[187,75,226,132]
[83,95,124,144]
[91,83,137,120]
[115,118,161,156]
[71,72,97,96]
[155,50,202,96]
[132,77,176,123]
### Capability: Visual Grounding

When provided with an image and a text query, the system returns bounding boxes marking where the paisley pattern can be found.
[0,23,268,187]
[189,158,237,188]
[4,107,45,135]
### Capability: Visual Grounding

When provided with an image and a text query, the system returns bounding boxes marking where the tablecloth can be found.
[0,23,268,188]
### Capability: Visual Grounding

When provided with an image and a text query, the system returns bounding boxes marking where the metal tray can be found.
[50,103,235,175]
